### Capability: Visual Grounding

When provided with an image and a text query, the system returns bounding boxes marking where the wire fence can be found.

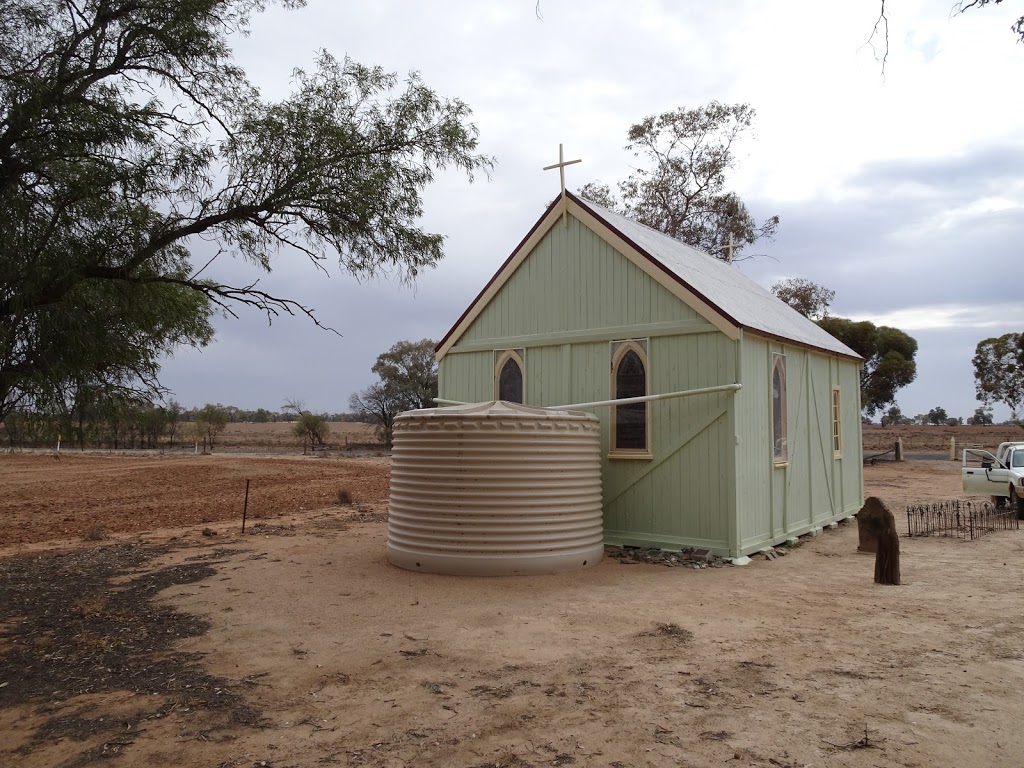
[906,499,1020,540]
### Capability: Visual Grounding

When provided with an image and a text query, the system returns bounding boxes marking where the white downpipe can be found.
[434,382,742,410]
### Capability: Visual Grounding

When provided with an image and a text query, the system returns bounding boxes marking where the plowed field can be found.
[0,453,390,547]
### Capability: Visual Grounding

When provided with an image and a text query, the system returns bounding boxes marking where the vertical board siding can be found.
[437,211,863,556]
[734,337,865,552]
[735,338,773,545]
[439,350,494,403]
[439,213,736,552]
[839,359,865,513]
[457,216,702,343]
[600,332,736,549]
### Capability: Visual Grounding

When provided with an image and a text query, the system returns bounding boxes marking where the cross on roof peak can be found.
[543,143,582,198]
[719,233,738,264]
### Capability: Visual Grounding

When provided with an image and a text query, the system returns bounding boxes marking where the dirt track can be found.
[1,456,1022,768]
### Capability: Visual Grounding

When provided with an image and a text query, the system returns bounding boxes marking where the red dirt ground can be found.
[1,453,1022,768]
[0,453,390,547]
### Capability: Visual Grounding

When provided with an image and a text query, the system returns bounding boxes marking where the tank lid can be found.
[397,400,597,423]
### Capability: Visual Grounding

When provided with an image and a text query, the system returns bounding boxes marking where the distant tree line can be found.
[771,279,1023,427]
[1,387,375,451]
[2,333,442,451]
[876,405,1009,428]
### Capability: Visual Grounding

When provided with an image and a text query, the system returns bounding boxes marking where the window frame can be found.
[493,349,526,403]
[771,353,788,466]
[831,385,843,459]
[609,339,652,460]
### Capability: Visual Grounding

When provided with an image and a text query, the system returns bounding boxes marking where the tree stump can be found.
[856,497,885,553]
[874,526,901,585]
[856,496,901,585]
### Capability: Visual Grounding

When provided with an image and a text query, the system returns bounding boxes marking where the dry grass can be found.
[862,424,1023,453]
[196,421,379,451]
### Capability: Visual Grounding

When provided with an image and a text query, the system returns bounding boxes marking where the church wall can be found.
[734,335,865,554]
[439,212,742,554]
[455,214,706,345]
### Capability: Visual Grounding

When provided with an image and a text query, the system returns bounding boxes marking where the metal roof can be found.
[569,192,862,359]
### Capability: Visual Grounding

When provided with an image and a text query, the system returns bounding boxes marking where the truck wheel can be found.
[992,495,1006,509]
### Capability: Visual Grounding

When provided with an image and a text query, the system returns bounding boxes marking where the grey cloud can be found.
[152,1,1023,423]
[848,143,1024,191]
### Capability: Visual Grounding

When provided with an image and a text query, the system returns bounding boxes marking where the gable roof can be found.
[436,191,861,361]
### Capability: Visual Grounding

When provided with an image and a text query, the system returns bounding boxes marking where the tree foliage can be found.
[371,339,439,410]
[194,403,228,449]
[880,405,911,426]
[348,382,406,449]
[973,332,1024,420]
[2,385,182,449]
[349,338,438,447]
[578,102,779,261]
[969,406,994,425]
[0,0,490,422]
[770,278,835,320]
[165,400,184,448]
[817,318,918,416]
[283,399,330,447]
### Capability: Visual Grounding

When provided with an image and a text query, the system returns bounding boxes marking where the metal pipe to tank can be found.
[548,383,742,410]
[433,382,742,411]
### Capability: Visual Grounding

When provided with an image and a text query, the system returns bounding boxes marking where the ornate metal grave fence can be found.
[906,500,1020,540]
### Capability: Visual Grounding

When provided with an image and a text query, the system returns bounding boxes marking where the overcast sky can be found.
[158,0,1024,422]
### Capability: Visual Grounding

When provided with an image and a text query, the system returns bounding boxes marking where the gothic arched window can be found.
[772,353,788,464]
[611,340,650,456]
[494,349,525,403]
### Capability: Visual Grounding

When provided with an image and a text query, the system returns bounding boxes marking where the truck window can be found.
[1012,450,1024,469]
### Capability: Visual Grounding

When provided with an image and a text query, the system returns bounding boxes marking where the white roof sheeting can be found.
[571,193,861,360]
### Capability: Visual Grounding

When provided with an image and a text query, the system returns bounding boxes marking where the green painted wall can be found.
[457,215,704,345]
[734,335,864,551]
[439,210,863,556]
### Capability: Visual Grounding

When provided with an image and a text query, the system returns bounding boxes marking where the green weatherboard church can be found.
[435,190,865,559]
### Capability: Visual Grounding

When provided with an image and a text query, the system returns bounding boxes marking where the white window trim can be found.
[832,385,843,459]
[493,349,526,403]
[609,339,652,460]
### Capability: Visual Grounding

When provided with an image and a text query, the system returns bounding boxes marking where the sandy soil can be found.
[1,456,1022,768]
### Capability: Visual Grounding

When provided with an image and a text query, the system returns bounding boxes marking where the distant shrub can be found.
[84,526,108,541]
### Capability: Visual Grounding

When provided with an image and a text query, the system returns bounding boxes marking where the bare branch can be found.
[860,0,890,77]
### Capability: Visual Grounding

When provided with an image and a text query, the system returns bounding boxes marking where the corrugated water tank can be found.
[386,401,604,576]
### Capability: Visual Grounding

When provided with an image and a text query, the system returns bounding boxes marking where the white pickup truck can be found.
[962,441,1024,514]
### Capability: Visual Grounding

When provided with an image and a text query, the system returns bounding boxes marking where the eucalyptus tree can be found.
[579,102,778,261]
[973,332,1024,422]
[816,317,918,416]
[371,339,439,410]
[770,278,835,321]
[0,0,491,421]
[194,403,228,449]
[349,338,439,447]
